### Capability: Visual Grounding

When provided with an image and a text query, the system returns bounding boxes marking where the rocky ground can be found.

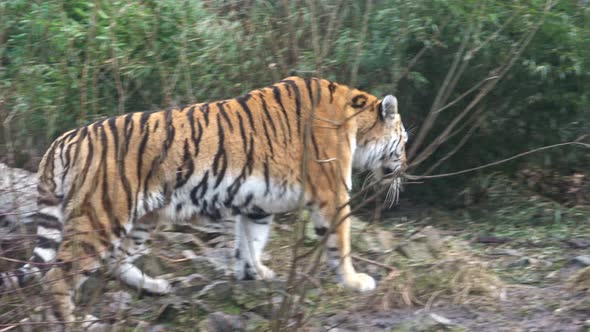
[0,164,589,331]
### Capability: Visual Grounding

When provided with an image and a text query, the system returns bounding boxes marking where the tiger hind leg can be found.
[43,237,103,329]
[234,214,276,280]
[106,214,171,295]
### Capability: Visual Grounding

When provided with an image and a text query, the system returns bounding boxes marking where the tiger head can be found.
[352,94,408,204]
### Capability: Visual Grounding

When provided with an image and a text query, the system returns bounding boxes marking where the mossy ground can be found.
[1,185,589,331]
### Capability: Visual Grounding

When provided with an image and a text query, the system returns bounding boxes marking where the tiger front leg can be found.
[312,204,376,292]
[234,214,276,281]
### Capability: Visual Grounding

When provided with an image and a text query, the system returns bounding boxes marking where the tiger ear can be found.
[379,95,398,121]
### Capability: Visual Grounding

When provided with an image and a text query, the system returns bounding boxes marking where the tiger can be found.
[0,76,408,328]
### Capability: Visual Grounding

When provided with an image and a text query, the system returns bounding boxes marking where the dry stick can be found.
[306,0,321,74]
[179,3,195,101]
[109,4,128,115]
[440,1,492,107]
[280,0,299,68]
[423,112,486,175]
[352,254,396,271]
[407,12,475,160]
[411,1,551,168]
[79,0,99,124]
[272,64,319,332]
[406,141,590,181]
[433,76,498,115]
[319,1,347,61]
[286,2,375,329]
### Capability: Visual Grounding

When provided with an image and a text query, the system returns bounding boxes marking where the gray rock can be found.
[203,312,245,332]
[0,163,38,235]
[572,255,590,267]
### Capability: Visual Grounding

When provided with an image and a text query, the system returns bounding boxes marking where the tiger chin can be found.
[0,77,407,328]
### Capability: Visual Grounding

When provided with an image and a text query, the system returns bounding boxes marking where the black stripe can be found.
[32,252,46,263]
[282,80,302,137]
[15,269,26,287]
[37,235,59,249]
[140,112,152,132]
[136,123,150,180]
[283,83,292,97]
[77,128,94,191]
[246,135,255,175]
[192,171,209,202]
[200,104,210,126]
[38,196,58,206]
[328,81,336,103]
[242,193,254,207]
[108,117,133,215]
[176,139,195,189]
[304,78,315,108]
[212,114,227,187]
[236,112,248,153]
[37,218,63,232]
[217,102,234,132]
[272,86,292,140]
[157,109,176,164]
[262,121,274,156]
[187,106,203,157]
[69,125,88,178]
[100,126,125,237]
[263,157,270,195]
[85,203,111,245]
[259,94,277,137]
[123,113,135,155]
[64,128,80,142]
[248,218,270,224]
[57,138,67,184]
[45,137,59,192]
[61,139,74,183]
[313,78,322,104]
[236,94,256,133]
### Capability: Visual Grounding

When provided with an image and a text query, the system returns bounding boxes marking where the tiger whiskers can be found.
[382,174,404,208]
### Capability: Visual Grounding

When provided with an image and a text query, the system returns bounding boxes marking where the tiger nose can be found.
[382,166,395,175]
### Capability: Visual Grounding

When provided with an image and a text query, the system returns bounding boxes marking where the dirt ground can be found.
[1,203,589,331]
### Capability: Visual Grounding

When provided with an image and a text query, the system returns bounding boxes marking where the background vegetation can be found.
[0,0,588,202]
[1,1,589,330]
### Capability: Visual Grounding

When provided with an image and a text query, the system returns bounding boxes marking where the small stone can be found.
[429,313,453,326]
[489,248,523,256]
[566,238,590,249]
[572,255,590,267]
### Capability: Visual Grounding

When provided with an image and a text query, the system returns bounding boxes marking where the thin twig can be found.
[406,141,590,180]
[352,254,396,271]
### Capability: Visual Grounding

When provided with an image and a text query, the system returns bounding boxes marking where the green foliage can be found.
[0,0,587,202]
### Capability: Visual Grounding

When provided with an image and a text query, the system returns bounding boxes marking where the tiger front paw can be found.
[235,261,276,281]
[342,272,376,292]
